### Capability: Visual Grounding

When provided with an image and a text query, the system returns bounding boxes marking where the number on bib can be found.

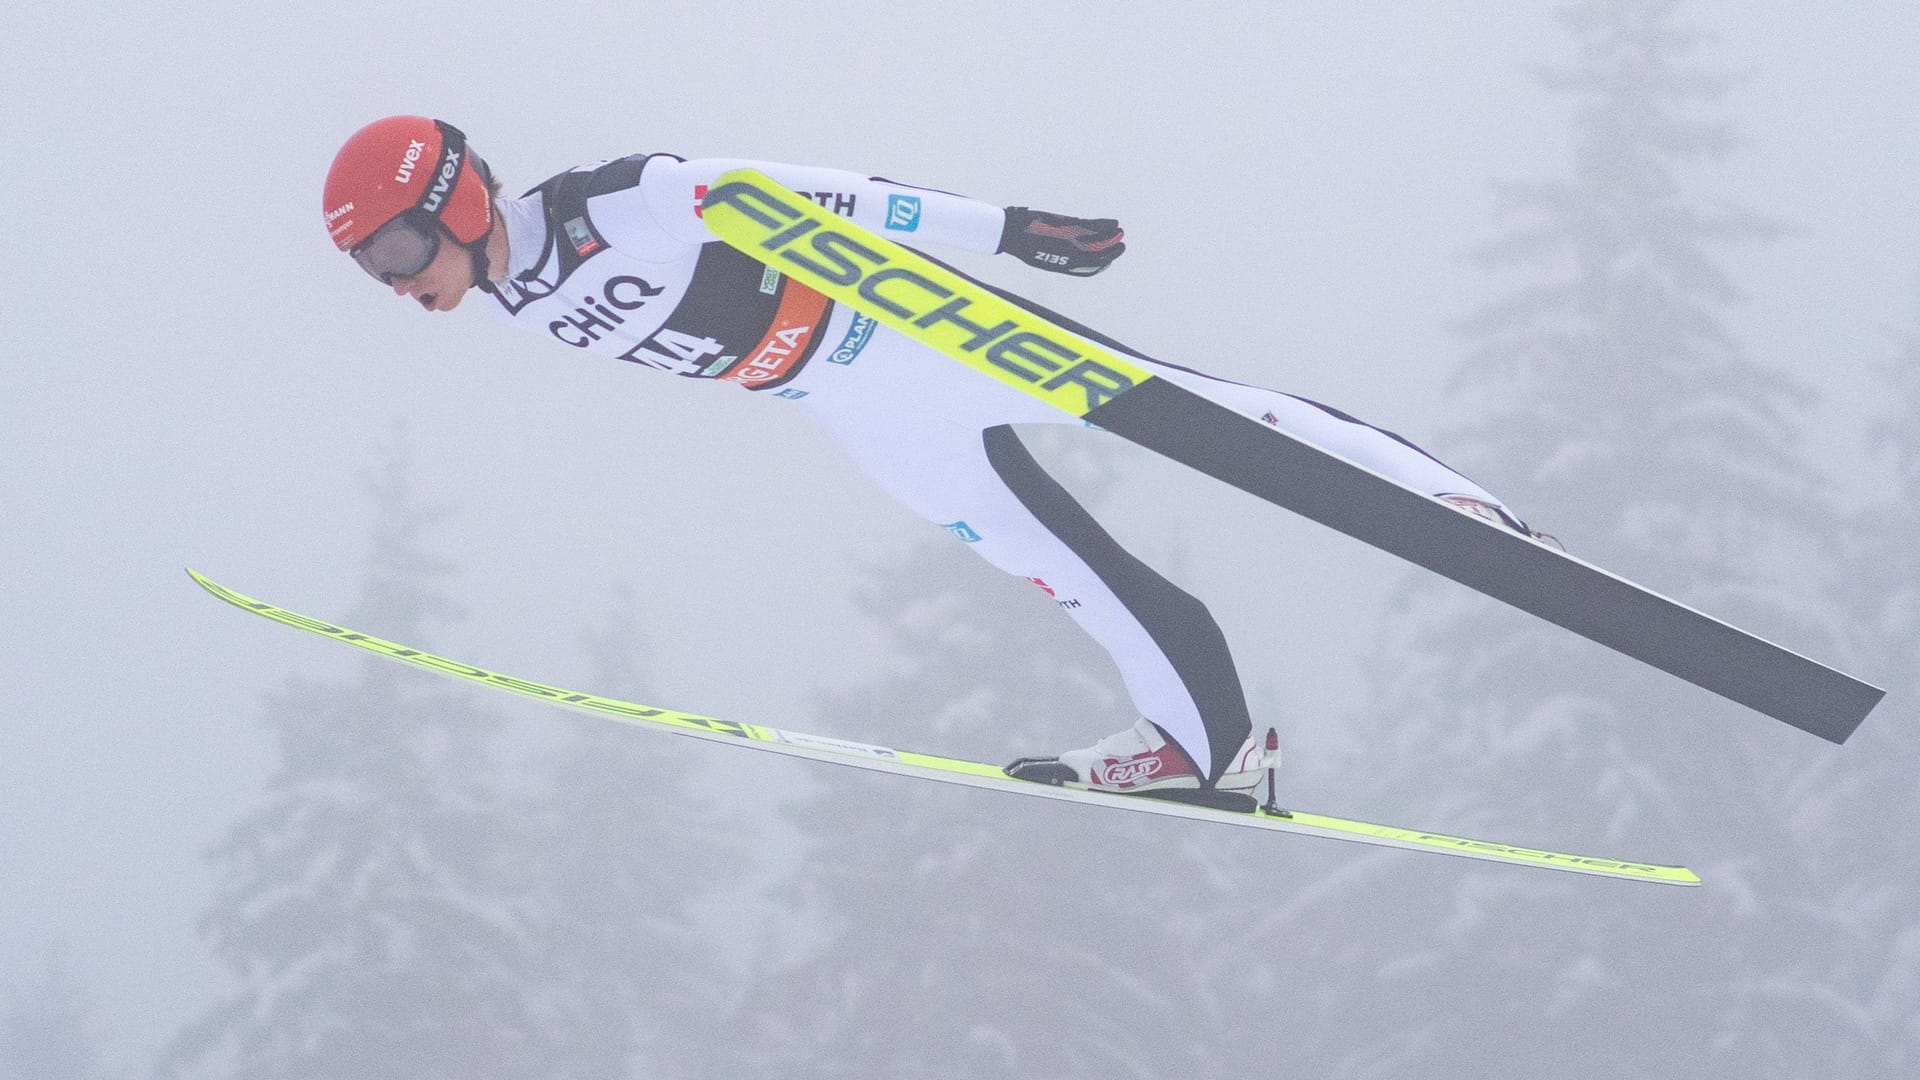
[649,329,727,368]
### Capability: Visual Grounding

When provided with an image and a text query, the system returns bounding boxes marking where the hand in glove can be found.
[998,207,1126,276]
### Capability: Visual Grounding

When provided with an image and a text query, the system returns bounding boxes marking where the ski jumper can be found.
[483,154,1505,784]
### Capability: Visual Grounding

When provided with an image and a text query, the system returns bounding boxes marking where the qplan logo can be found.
[885,194,921,232]
[828,314,876,364]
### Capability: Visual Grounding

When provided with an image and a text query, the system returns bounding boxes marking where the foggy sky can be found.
[3,1,1916,1072]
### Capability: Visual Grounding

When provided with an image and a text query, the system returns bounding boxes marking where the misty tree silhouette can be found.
[1134,3,1897,1078]
[1750,290,1920,1077]
[702,428,1263,1080]
[1284,1,1885,1076]
[160,434,581,1080]
[513,584,756,1079]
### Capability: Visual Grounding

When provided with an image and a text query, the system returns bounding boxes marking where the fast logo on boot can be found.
[1098,758,1164,787]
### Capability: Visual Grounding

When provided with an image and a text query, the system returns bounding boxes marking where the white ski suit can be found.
[483,153,1503,782]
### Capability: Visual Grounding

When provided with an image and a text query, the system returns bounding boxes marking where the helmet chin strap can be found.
[467,237,494,295]
[463,197,500,295]
[456,145,499,294]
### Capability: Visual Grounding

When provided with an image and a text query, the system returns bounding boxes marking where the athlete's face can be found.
[386,231,475,313]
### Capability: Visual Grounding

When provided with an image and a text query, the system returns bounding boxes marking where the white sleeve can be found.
[638,156,1008,255]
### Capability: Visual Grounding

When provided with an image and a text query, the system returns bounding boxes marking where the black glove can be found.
[998,207,1126,276]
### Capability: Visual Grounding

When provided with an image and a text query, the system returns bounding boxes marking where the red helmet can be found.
[322,116,493,253]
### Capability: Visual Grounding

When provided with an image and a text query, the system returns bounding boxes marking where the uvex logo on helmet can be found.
[324,116,494,251]
[422,148,461,214]
[393,140,427,184]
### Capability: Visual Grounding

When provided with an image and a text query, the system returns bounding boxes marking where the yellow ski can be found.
[189,570,1699,887]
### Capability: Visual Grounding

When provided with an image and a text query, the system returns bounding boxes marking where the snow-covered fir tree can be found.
[705,428,1257,1079]
[160,436,578,1080]
[513,584,753,1079]
[1176,3,1879,1076]
[1755,286,1920,1077]
[1688,290,1920,1079]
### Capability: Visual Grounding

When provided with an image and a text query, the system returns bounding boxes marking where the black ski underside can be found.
[1086,379,1884,744]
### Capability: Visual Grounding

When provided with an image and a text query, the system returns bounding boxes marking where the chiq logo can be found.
[700,177,1141,415]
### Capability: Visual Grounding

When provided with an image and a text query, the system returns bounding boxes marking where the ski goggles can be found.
[350,208,445,285]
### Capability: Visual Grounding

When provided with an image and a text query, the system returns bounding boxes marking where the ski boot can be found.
[1006,719,1281,813]
[1437,493,1565,551]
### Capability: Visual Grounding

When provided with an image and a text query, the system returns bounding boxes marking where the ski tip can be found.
[1612,862,1701,887]
[185,568,249,609]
